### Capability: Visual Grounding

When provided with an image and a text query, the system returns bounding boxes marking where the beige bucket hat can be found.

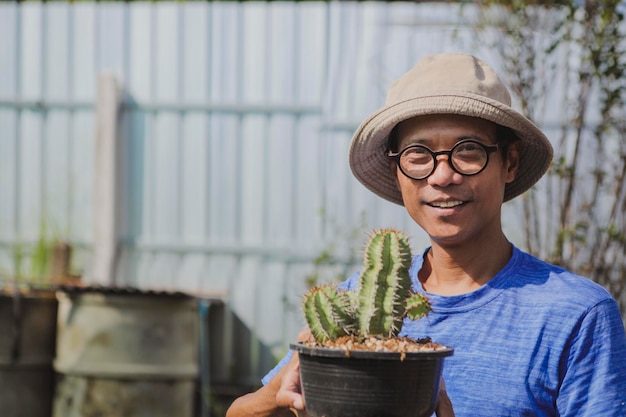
[348,52,553,205]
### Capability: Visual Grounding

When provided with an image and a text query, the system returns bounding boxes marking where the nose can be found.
[427,155,463,187]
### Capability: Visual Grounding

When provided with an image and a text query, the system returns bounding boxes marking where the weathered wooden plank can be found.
[91,72,121,284]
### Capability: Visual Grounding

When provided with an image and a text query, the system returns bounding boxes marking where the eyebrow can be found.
[400,135,493,149]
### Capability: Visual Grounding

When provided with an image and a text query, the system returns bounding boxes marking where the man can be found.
[226,53,626,416]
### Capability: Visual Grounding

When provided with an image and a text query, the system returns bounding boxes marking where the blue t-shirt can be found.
[263,246,626,416]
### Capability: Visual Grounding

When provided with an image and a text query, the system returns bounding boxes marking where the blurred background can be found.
[1,1,624,416]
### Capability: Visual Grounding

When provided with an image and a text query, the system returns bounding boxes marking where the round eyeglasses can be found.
[387,139,499,180]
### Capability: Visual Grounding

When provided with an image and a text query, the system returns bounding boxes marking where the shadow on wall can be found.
[204,302,279,417]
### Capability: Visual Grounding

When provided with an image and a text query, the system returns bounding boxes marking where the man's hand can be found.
[275,353,305,410]
[225,329,313,417]
[276,329,311,416]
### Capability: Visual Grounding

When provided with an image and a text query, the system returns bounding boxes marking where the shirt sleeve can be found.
[557,298,626,416]
[261,271,362,386]
[261,349,293,386]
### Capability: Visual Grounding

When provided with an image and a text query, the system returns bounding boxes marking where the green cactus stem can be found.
[356,228,414,337]
[405,292,432,321]
[302,228,431,344]
[303,285,355,343]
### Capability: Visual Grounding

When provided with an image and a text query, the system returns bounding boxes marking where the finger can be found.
[289,407,309,417]
[276,358,305,410]
[277,389,304,410]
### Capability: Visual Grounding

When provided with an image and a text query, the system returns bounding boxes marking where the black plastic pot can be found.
[290,343,453,417]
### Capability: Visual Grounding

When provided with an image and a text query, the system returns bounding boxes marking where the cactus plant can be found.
[303,228,431,343]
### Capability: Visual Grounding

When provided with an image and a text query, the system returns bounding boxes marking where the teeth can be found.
[431,201,463,208]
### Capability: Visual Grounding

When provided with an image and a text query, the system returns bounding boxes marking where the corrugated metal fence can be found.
[0,1,523,385]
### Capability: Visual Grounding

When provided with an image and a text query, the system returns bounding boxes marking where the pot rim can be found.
[290,342,454,360]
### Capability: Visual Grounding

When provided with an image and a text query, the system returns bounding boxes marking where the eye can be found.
[402,147,431,164]
[454,141,483,153]
[454,141,487,160]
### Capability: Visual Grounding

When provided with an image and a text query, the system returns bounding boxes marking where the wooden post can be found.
[50,241,72,282]
[90,72,122,285]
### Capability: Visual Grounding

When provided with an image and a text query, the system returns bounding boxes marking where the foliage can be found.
[303,210,368,290]
[1,219,65,287]
[302,229,431,343]
[472,0,626,315]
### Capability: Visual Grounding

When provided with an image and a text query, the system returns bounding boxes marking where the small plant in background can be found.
[302,228,431,344]
[304,247,336,290]
[303,210,368,290]
[28,221,54,283]
[1,219,74,289]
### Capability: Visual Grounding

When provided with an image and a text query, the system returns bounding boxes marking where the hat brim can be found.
[349,92,553,205]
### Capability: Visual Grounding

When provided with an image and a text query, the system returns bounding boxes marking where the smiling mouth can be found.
[428,200,465,208]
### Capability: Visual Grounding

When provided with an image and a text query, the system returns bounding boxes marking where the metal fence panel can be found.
[0,1,517,383]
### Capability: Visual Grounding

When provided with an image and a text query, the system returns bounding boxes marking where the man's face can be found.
[392,114,519,248]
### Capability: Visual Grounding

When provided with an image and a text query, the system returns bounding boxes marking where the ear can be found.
[389,161,401,190]
[504,141,520,184]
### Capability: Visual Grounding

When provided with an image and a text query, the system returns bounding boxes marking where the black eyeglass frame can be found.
[387,139,499,180]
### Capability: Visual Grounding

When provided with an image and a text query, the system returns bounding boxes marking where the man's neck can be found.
[419,234,513,296]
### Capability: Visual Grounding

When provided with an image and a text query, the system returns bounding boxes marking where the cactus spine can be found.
[302,228,431,343]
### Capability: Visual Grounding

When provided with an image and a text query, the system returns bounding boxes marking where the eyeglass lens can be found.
[398,140,493,179]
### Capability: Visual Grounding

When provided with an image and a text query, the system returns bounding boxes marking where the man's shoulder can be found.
[509,247,615,310]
